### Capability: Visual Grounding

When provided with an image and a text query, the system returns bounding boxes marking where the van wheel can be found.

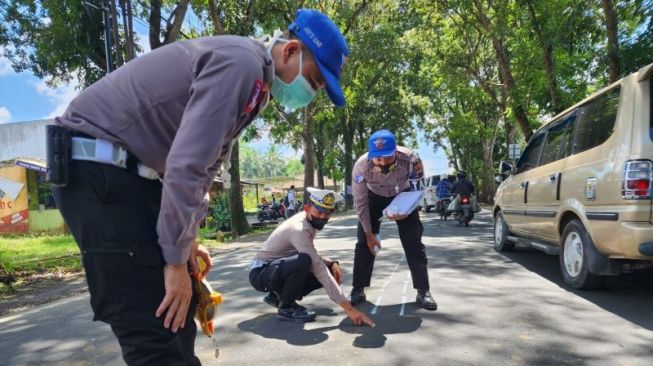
[493,211,514,252]
[559,220,604,290]
[425,204,432,213]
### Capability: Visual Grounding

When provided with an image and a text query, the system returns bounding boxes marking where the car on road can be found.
[493,62,653,290]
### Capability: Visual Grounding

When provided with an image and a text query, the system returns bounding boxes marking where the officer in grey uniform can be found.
[49,9,349,365]
[349,130,438,311]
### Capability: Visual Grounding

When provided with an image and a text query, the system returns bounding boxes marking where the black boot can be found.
[277,302,317,322]
[263,292,280,308]
[349,287,366,306]
[416,289,438,311]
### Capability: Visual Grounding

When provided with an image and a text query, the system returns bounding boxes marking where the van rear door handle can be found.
[549,174,557,182]
[520,182,527,189]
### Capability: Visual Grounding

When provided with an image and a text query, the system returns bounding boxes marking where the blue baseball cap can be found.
[289,9,349,107]
[368,130,397,158]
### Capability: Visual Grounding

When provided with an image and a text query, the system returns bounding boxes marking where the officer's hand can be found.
[330,263,343,285]
[365,232,381,257]
[189,243,212,279]
[347,307,376,327]
[156,264,192,333]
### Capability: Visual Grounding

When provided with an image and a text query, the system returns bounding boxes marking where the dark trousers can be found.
[353,190,430,290]
[249,253,323,305]
[52,161,200,366]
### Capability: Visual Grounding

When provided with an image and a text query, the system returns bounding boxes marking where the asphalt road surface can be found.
[1,210,652,365]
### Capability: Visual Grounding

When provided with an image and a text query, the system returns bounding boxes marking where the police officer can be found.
[349,130,438,311]
[249,187,375,326]
[50,9,349,365]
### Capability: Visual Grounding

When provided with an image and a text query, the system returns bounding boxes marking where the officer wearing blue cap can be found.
[349,130,438,310]
[51,8,348,365]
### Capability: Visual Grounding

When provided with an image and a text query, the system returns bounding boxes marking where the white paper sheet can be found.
[382,191,424,217]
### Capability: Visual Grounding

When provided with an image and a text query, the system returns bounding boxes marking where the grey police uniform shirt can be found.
[55,35,273,265]
[352,146,423,234]
[252,211,347,304]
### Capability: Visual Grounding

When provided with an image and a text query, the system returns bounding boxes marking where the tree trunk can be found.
[343,114,355,209]
[315,122,325,189]
[109,0,124,67]
[526,0,560,113]
[228,140,249,236]
[163,0,190,45]
[602,0,621,83]
[149,0,162,50]
[303,110,315,200]
[119,0,135,61]
[474,0,532,141]
[208,0,225,35]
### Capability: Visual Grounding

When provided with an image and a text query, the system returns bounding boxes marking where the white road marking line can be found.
[400,296,407,316]
[370,296,383,315]
[402,280,409,294]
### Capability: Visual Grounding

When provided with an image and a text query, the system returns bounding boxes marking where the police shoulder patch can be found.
[354,174,366,184]
[244,80,265,113]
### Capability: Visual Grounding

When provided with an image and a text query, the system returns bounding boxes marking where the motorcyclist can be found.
[435,174,451,213]
[450,171,475,197]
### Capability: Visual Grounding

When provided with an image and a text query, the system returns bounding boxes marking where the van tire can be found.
[493,211,514,252]
[559,219,604,290]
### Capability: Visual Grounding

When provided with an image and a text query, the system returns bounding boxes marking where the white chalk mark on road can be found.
[371,296,383,315]
[400,296,407,316]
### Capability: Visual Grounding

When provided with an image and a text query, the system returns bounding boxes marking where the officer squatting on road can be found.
[249,188,375,326]
[349,130,438,311]
[47,9,349,366]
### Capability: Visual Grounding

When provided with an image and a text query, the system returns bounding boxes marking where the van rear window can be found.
[572,87,620,154]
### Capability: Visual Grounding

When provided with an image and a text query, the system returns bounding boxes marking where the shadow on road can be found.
[501,246,653,330]
[337,302,429,349]
[237,302,433,349]
[237,308,339,346]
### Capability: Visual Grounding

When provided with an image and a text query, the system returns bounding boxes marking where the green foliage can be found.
[210,193,231,232]
[0,0,108,87]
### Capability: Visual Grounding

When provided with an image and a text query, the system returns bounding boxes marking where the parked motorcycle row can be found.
[256,200,304,222]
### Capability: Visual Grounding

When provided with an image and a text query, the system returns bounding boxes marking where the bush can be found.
[210,193,231,232]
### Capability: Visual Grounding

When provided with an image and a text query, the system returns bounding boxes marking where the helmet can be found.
[457,170,467,179]
[368,130,397,158]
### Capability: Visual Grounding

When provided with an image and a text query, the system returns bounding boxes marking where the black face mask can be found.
[308,217,329,230]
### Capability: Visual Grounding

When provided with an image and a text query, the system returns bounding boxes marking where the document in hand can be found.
[383,191,424,218]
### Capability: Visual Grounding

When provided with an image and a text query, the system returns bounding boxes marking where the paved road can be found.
[1,211,652,365]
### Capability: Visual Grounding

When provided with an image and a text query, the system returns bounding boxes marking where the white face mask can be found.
[265,30,317,110]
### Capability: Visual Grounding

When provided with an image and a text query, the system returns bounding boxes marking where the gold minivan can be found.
[493,62,653,289]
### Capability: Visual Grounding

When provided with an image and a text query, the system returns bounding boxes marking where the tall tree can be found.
[602,0,621,83]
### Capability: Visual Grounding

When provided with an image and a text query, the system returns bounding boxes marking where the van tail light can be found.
[622,160,653,199]
[461,196,470,204]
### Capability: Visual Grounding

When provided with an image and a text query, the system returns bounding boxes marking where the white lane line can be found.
[400,296,407,316]
[402,280,409,294]
[370,296,383,315]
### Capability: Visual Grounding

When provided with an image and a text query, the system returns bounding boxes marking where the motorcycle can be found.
[257,204,275,222]
[437,197,451,220]
[455,195,474,226]
[272,202,285,219]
